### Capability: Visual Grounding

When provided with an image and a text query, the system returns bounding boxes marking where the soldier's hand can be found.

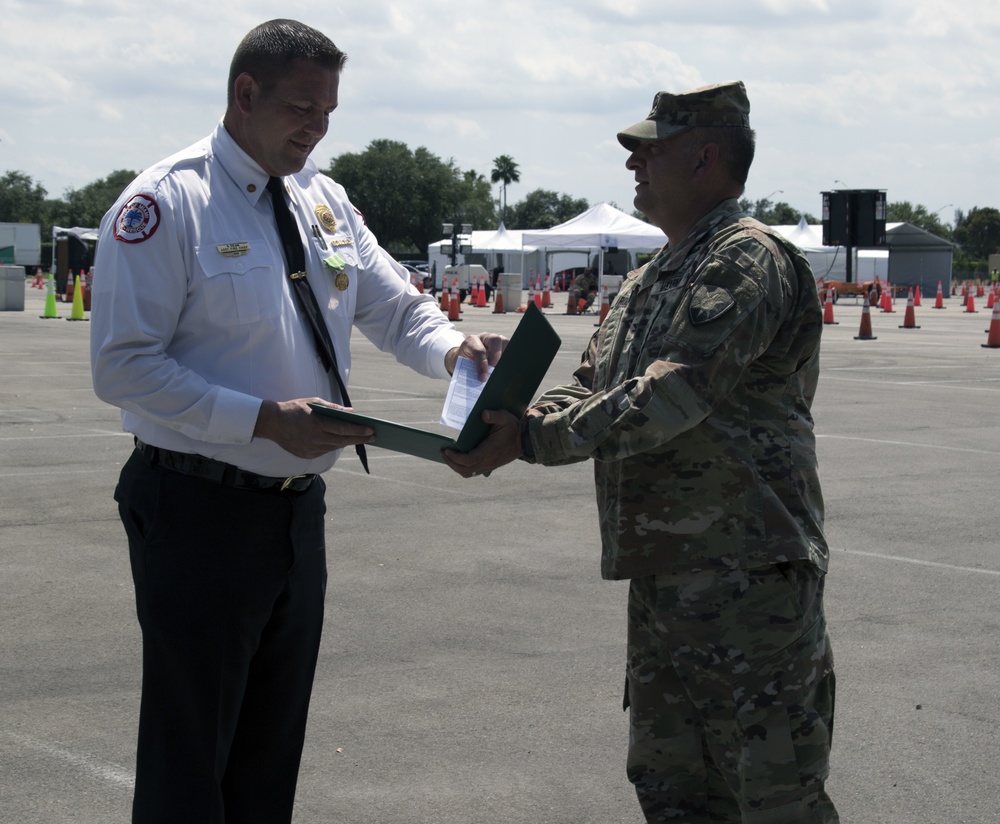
[442,409,522,477]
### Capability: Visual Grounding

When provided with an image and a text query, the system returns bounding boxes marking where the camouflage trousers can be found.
[625,563,838,823]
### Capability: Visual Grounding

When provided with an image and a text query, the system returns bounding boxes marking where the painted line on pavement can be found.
[835,547,1000,577]
[816,433,1000,456]
[6,731,135,792]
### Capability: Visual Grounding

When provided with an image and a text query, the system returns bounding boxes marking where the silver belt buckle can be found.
[280,474,307,492]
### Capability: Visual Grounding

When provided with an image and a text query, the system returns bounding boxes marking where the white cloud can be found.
[0,0,997,221]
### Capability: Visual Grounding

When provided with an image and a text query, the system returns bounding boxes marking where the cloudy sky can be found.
[2,0,997,228]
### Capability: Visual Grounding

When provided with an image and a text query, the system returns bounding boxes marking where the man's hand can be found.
[446,332,508,381]
[253,398,374,459]
[442,409,523,477]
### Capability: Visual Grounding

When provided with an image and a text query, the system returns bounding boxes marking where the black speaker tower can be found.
[822,189,886,283]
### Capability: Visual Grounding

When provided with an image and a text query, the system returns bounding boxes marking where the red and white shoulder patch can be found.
[113,193,161,243]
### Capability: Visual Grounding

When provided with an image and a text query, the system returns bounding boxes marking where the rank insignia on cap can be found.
[216,242,250,257]
[113,193,161,244]
[315,204,337,233]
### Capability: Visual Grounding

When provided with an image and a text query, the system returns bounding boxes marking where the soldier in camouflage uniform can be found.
[444,81,837,823]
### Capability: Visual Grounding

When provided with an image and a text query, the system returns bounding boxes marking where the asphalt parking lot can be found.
[2,283,999,823]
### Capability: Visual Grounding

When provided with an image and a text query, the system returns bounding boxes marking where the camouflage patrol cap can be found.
[617,81,750,150]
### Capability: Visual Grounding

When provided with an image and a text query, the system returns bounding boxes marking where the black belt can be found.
[135,438,317,494]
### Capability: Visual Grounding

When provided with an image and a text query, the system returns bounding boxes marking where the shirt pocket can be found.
[195,238,281,325]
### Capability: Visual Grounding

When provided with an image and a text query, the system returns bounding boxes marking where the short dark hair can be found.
[227,19,347,107]
[696,126,756,187]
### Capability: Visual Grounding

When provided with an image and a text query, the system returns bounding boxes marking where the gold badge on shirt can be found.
[315,204,337,233]
[334,272,350,291]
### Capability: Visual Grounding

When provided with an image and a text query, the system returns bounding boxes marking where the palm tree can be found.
[490,155,520,223]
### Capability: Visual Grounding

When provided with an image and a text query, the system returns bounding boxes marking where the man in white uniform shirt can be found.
[91,19,503,824]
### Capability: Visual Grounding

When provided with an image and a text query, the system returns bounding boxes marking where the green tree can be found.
[0,170,48,223]
[507,189,588,230]
[738,197,818,225]
[886,201,952,239]
[490,154,520,223]
[61,169,137,229]
[953,207,1000,264]
[325,140,495,254]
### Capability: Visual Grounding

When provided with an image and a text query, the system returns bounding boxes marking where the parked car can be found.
[399,260,429,273]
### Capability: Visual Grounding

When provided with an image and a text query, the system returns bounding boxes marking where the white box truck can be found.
[0,223,42,271]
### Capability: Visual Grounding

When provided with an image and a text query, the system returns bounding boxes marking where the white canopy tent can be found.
[520,202,666,279]
[427,224,546,286]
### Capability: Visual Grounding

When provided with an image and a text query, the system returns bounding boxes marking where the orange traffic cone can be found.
[596,284,610,326]
[983,301,1000,348]
[439,282,449,312]
[854,302,877,340]
[541,276,551,308]
[898,289,920,329]
[933,280,945,309]
[493,288,505,314]
[565,287,577,315]
[449,279,461,321]
[965,292,978,313]
[880,284,894,313]
[977,281,985,297]
[913,284,921,307]
[988,289,996,310]
[823,289,838,325]
[477,275,487,307]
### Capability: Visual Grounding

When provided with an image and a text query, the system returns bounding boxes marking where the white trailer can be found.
[0,223,42,269]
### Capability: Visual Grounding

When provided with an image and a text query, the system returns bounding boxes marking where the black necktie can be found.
[267,176,369,473]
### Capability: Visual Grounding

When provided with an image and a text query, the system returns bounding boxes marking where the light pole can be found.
[764,189,784,201]
[440,222,473,267]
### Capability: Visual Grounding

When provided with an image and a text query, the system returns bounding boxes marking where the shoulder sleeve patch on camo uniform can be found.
[689,283,735,325]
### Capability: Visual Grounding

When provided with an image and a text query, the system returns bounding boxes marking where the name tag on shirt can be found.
[216,242,251,257]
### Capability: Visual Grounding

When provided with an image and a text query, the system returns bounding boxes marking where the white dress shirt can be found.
[91,122,465,476]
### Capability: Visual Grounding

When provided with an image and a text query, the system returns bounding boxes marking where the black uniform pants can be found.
[115,449,328,824]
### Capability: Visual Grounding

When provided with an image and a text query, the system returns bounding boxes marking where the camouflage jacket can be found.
[524,199,828,580]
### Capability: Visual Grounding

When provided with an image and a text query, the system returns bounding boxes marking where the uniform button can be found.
[247,183,257,193]
[235,262,245,271]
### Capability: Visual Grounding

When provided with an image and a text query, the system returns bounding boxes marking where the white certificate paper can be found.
[440,356,493,430]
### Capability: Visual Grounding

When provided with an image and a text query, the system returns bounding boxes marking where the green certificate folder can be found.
[309,302,561,463]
